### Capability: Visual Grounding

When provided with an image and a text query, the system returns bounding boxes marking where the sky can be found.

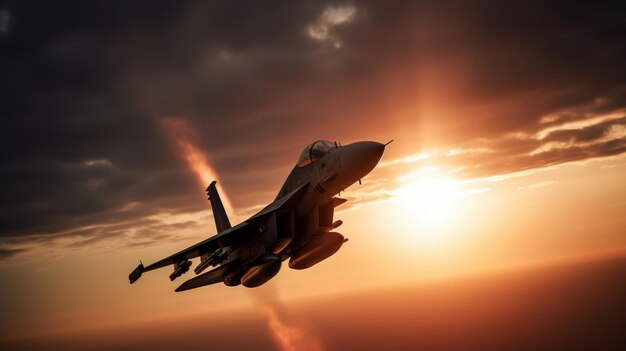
[1,1,625,349]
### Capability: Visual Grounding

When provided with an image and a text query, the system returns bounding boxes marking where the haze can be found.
[1,1,625,350]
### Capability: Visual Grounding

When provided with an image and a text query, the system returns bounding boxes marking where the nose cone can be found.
[341,141,385,180]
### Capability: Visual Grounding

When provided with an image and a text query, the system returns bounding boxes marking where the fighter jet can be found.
[129,140,388,291]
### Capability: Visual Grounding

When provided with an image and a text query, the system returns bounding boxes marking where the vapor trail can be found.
[250,287,324,351]
[261,306,324,351]
[163,118,320,350]
[161,117,235,218]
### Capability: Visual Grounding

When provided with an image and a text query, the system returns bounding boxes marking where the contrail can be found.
[160,117,235,218]
[162,118,320,350]
[261,306,324,351]
[250,288,324,351]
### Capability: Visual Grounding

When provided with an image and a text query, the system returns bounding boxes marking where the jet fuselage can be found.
[129,140,387,290]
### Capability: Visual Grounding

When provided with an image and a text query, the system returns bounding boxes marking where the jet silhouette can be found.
[129,140,387,291]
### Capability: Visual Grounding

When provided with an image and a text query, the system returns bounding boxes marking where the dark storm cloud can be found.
[0,2,207,238]
[392,1,626,144]
[0,0,367,241]
[1,0,625,251]
[0,248,25,261]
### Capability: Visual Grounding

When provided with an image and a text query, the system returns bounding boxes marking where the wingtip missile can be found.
[129,262,144,284]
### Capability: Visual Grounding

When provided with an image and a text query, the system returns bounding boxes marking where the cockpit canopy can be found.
[297,140,336,168]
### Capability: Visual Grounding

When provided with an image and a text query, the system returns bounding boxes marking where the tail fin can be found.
[206,181,232,233]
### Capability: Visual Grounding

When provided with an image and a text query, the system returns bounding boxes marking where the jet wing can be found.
[139,183,309,274]
[143,222,251,272]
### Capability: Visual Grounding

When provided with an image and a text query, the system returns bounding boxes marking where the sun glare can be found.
[394,169,464,245]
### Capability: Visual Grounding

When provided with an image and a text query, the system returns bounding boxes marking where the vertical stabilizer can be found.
[206,181,232,233]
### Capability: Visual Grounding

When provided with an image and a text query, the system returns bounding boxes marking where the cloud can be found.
[83,159,113,167]
[0,9,9,33]
[0,247,24,261]
[0,210,212,263]
[1,0,625,257]
[307,4,357,48]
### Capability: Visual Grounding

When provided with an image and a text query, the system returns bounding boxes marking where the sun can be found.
[394,168,464,244]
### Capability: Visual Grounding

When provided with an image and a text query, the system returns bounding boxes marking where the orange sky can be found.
[1,1,626,349]
[1,135,625,342]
